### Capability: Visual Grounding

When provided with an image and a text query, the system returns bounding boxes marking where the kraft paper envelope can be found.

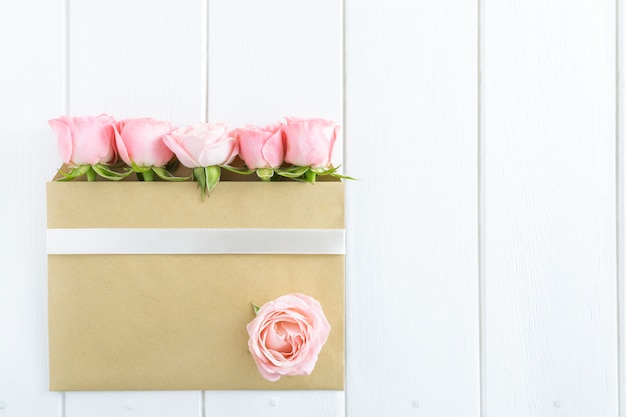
[47,177,344,391]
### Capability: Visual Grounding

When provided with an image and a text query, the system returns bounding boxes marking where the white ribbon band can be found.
[47,228,345,255]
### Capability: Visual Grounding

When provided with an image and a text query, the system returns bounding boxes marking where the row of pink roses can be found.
[49,115,349,194]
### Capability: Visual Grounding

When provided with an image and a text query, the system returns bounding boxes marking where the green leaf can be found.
[139,169,155,181]
[131,162,152,173]
[192,166,221,199]
[282,165,311,175]
[253,303,261,315]
[311,165,358,181]
[152,166,190,182]
[221,165,254,175]
[204,166,221,195]
[92,164,132,181]
[193,166,206,186]
[275,166,310,179]
[74,165,91,176]
[86,167,97,182]
[56,164,91,181]
[330,172,358,181]
[256,168,274,181]
[311,166,338,175]
[304,169,317,183]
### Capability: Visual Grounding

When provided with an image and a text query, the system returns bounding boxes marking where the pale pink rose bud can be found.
[236,123,284,169]
[48,114,116,166]
[282,117,339,168]
[114,118,173,167]
[162,123,238,168]
[247,293,331,382]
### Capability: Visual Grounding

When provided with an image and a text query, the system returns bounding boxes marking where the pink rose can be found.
[236,123,284,169]
[282,117,339,168]
[114,118,172,167]
[162,123,238,168]
[247,293,331,382]
[48,114,116,166]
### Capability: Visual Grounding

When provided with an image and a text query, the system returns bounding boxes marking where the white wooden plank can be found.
[620,0,626,414]
[207,0,341,125]
[0,0,65,415]
[345,1,479,416]
[65,392,200,417]
[207,0,343,165]
[484,1,617,416]
[68,0,204,126]
[204,391,344,417]
[205,1,344,415]
[65,0,204,414]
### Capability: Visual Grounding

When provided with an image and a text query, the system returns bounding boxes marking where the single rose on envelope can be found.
[247,293,331,382]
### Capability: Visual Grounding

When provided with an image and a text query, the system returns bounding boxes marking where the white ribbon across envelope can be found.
[47,228,345,255]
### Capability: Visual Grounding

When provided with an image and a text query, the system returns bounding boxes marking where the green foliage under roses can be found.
[57,163,131,182]
[192,166,222,199]
[130,162,190,182]
[222,164,356,183]
[275,165,356,183]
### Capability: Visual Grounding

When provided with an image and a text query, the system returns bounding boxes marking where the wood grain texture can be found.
[484,1,618,415]
[68,0,203,126]
[620,0,626,412]
[0,0,65,415]
[345,1,479,416]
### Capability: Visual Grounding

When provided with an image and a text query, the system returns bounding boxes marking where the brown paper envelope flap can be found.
[47,181,344,229]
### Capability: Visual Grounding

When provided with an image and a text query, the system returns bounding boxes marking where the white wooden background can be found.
[0,0,621,416]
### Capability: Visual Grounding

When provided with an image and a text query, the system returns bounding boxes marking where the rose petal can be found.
[282,118,337,167]
[165,123,237,168]
[162,134,199,167]
[115,119,172,166]
[114,122,132,166]
[237,124,284,169]
[48,119,73,164]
